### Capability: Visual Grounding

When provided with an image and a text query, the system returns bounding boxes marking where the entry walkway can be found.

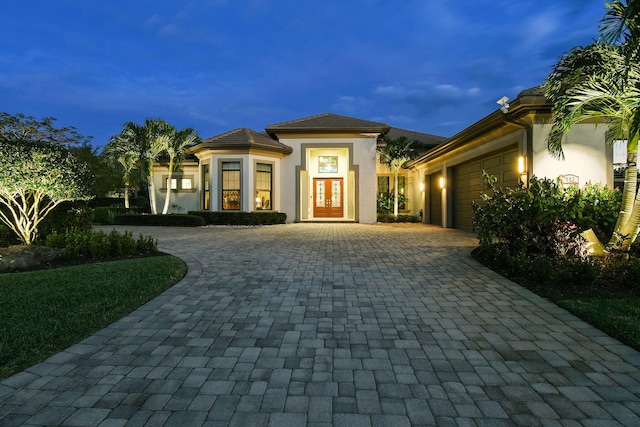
[1,223,639,426]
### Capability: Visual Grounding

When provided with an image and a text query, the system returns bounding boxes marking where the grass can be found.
[0,255,186,379]
[558,298,640,351]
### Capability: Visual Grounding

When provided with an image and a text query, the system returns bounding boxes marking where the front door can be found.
[313,178,343,218]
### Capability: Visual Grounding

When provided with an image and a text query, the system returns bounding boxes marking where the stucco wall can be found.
[152,163,201,214]
[532,123,613,187]
[279,136,378,223]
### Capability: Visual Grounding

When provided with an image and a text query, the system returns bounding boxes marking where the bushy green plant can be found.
[114,214,205,227]
[377,214,420,223]
[189,211,287,225]
[93,206,144,224]
[376,193,407,216]
[473,174,621,257]
[36,201,93,241]
[45,229,158,260]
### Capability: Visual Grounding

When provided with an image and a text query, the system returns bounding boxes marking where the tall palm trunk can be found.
[393,170,400,217]
[161,158,175,215]
[124,185,130,209]
[147,169,157,215]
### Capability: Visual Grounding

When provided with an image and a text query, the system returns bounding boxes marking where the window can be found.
[162,175,193,191]
[255,163,272,210]
[202,164,210,210]
[377,175,406,210]
[222,161,241,210]
[377,176,389,196]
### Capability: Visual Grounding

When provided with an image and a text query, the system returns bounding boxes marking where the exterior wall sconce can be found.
[439,177,446,189]
[419,182,425,192]
[517,156,526,174]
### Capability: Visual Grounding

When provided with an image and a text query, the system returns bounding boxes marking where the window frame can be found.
[160,174,195,192]
[220,159,242,211]
[255,161,274,211]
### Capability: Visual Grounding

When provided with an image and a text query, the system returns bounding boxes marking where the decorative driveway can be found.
[1,223,639,426]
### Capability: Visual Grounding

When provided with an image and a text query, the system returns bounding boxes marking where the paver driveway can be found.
[1,223,640,426]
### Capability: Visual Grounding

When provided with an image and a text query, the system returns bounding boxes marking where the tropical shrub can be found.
[45,228,157,260]
[114,214,205,227]
[376,192,408,216]
[39,201,94,239]
[472,175,621,257]
[189,211,287,225]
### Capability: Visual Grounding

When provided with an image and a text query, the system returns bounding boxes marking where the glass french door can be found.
[313,178,343,218]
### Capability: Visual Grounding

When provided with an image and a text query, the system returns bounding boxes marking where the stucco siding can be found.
[532,123,612,187]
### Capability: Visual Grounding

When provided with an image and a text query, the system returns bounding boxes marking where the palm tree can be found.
[102,131,140,209]
[600,0,640,64]
[545,37,640,253]
[138,119,172,215]
[161,127,200,214]
[376,136,416,218]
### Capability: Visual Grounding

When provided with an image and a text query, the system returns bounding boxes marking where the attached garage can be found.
[427,173,443,226]
[452,147,520,231]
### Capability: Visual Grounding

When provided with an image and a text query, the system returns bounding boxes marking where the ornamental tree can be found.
[0,140,93,246]
[377,136,416,218]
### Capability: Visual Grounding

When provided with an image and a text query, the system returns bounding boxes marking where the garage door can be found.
[452,148,519,232]
[428,173,443,226]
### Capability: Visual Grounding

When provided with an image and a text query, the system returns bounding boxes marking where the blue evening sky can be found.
[0,1,605,149]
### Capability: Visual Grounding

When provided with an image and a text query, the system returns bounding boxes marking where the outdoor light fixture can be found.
[518,156,526,174]
[497,96,510,114]
[419,182,425,192]
[439,177,446,189]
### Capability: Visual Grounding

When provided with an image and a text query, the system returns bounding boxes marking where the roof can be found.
[265,113,391,137]
[406,86,551,167]
[189,127,293,155]
[385,127,447,151]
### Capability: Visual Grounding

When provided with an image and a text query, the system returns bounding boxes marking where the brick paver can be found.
[1,223,640,426]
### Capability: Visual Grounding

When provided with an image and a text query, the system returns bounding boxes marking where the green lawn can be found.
[559,298,640,351]
[0,255,186,379]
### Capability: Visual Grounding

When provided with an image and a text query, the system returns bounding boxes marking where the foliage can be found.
[71,141,121,198]
[0,139,93,245]
[114,213,206,227]
[544,0,640,253]
[376,136,416,217]
[472,174,621,257]
[376,192,408,216]
[105,119,200,215]
[93,206,144,224]
[159,126,200,214]
[377,214,420,223]
[45,228,157,260]
[0,112,91,147]
[189,211,287,225]
[0,255,186,379]
[38,201,94,239]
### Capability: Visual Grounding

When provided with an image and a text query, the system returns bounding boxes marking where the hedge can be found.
[113,214,205,227]
[188,211,287,225]
[94,206,144,224]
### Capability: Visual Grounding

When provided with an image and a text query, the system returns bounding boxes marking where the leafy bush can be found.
[114,214,206,227]
[472,175,621,257]
[188,211,287,225]
[93,206,144,224]
[38,201,94,240]
[45,228,158,260]
[377,214,420,223]
[376,193,408,216]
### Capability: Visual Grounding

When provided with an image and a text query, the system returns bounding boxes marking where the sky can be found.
[0,1,606,150]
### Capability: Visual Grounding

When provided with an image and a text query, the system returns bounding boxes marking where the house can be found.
[405,86,613,231]
[153,88,613,229]
[153,113,445,223]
